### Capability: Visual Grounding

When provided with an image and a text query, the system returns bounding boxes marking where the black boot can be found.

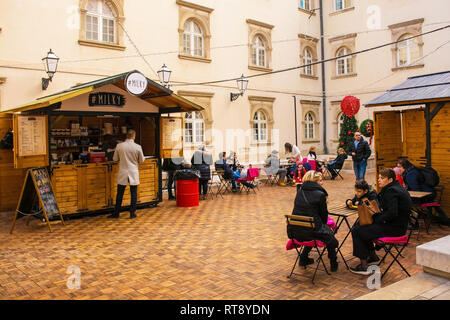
[330,258,338,272]
[299,254,314,267]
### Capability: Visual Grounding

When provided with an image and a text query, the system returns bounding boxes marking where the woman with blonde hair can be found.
[287,171,339,271]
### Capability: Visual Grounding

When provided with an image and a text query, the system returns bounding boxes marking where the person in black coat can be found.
[191,146,213,200]
[350,168,412,275]
[215,152,237,191]
[162,157,183,200]
[327,147,348,180]
[348,132,371,180]
[397,159,435,203]
[287,171,339,272]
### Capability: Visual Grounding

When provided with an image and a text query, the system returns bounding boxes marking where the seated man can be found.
[350,168,412,275]
[326,148,347,180]
[215,152,238,192]
[264,150,287,186]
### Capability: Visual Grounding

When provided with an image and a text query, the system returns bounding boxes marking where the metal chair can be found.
[285,215,331,284]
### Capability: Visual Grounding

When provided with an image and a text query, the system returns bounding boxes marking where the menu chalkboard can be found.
[10,168,64,233]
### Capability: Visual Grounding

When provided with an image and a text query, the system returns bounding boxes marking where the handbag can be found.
[357,198,381,226]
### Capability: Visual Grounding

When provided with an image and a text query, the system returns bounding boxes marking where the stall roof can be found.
[1,70,204,114]
[365,71,450,107]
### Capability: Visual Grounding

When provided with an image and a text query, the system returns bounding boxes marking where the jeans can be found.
[114,184,138,216]
[199,179,208,195]
[353,160,367,180]
[167,170,176,198]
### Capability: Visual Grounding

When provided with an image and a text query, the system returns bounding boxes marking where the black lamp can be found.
[230,74,249,101]
[157,64,172,87]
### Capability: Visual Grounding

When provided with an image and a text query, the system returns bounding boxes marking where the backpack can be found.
[0,130,13,150]
[416,166,440,188]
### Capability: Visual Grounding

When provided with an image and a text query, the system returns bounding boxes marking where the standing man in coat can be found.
[108,129,145,219]
[348,132,371,180]
[191,146,213,200]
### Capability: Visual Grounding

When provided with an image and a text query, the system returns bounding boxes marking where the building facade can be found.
[1,0,449,163]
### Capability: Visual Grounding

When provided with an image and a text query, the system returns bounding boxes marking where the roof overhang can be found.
[1,70,204,114]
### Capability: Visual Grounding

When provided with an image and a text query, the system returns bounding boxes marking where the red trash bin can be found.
[176,179,199,207]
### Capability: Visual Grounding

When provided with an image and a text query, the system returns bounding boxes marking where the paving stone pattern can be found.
[0,172,448,300]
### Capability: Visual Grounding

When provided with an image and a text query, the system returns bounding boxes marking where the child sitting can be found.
[233,165,255,189]
[346,180,378,210]
[293,161,307,184]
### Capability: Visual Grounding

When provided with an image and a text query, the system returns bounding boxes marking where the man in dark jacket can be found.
[348,132,371,180]
[191,146,213,200]
[350,168,412,275]
[327,147,348,180]
[287,171,339,272]
[162,157,183,200]
[215,152,237,192]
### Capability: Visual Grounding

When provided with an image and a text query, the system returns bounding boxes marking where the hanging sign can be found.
[125,71,148,96]
[89,92,125,107]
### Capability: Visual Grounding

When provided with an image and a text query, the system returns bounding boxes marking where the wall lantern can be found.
[230,74,249,101]
[157,64,172,87]
[42,49,59,90]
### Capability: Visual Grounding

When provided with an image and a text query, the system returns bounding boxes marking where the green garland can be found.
[359,119,374,137]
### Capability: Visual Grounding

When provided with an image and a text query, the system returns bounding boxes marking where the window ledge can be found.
[0,77,6,85]
[78,40,126,51]
[248,65,273,73]
[300,74,319,80]
[178,54,212,63]
[391,64,424,72]
[302,139,320,143]
[331,73,358,80]
[298,7,316,16]
[329,7,355,16]
[250,141,273,147]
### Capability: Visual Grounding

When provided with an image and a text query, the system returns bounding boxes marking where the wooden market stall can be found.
[365,70,450,217]
[0,70,203,217]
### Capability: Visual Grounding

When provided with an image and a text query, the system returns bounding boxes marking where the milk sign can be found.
[125,71,148,96]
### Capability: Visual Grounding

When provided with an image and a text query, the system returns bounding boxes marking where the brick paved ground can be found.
[0,171,448,300]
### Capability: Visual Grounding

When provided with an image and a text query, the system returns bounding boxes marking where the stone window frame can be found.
[330,0,354,16]
[389,18,425,72]
[78,0,126,51]
[177,0,213,64]
[247,19,274,72]
[184,111,205,146]
[299,0,316,16]
[300,100,321,143]
[299,34,319,80]
[248,96,275,146]
[177,90,214,148]
[329,33,357,79]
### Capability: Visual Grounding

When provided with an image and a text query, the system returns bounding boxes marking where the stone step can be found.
[416,235,450,278]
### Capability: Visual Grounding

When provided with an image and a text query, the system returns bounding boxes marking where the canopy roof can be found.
[365,71,450,107]
[2,70,203,114]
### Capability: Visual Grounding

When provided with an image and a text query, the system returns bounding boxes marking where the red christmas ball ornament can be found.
[340,142,344,146]
[348,130,352,135]
[341,95,360,118]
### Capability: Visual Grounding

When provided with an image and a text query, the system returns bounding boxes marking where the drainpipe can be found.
[319,0,328,154]
[293,96,298,146]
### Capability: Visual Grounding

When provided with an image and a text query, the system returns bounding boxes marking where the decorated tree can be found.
[338,95,360,153]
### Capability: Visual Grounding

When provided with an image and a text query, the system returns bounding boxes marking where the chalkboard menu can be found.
[10,167,64,233]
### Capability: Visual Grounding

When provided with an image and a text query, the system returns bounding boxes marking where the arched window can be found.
[86,0,116,43]
[253,110,268,142]
[397,33,420,67]
[300,0,311,11]
[303,47,313,76]
[336,47,353,75]
[185,111,205,144]
[304,112,315,139]
[337,112,345,137]
[252,36,267,68]
[183,20,204,57]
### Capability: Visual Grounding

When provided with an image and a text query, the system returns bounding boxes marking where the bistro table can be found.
[408,191,432,199]
[328,204,359,269]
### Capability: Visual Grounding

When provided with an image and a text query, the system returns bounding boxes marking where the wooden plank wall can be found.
[0,114,26,212]
[402,109,427,166]
[430,102,450,217]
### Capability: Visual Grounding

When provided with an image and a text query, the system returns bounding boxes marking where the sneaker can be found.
[349,264,371,275]
[330,259,338,272]
[299,257,314,267]
[367,255,380,265]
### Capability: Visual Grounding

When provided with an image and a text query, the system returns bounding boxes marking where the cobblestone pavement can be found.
[0,172,448,300]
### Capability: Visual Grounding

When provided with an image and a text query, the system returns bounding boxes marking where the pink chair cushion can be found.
[308,160,317,171]
[248,168,259,178]
[373,235,410,245]
[420,202,440,207]
[327,217,336,231]
[286,239,326,250]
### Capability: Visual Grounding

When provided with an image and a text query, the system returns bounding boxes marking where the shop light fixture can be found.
[230,74,249,102]
[157,64,172,87]
[42,49,59,90]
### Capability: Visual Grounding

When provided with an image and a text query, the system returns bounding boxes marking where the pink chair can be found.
[237,167,260,194]
[371,229,413,279]
[308,160,317,171]
[285,215,336,284]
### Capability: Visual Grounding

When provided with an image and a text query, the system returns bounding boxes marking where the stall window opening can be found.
[86,0,116,43]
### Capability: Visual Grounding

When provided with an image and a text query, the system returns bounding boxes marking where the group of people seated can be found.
[214,151,256,193]
[288,167,413,275]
